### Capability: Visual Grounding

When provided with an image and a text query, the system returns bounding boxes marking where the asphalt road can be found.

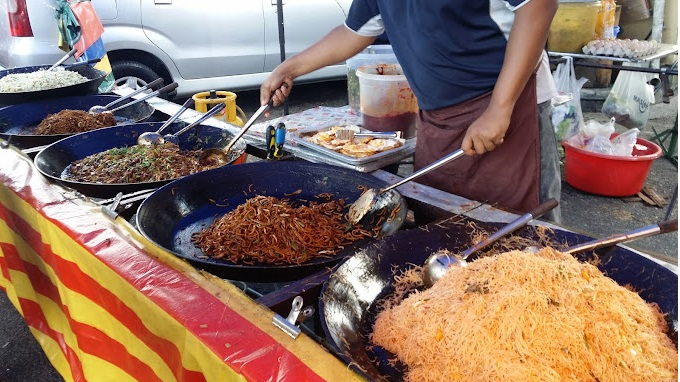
[1,79,677,382]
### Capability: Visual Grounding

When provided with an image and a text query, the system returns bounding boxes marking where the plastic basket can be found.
[562,134,662,197]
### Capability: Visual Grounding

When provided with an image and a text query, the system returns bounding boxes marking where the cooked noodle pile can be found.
[66,142,220,183]
[0,69,88,92]
[36,109,116,135]
[371,248,678,382]
[191,194,374,265]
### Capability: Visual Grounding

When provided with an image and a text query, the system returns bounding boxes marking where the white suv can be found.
[0,0,352,98]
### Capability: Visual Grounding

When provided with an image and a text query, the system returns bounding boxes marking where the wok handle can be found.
[563,218,678,255]
[459,198,559,260]
[108,82,178,113]
[105,77,165,109]
[382,148,465,193]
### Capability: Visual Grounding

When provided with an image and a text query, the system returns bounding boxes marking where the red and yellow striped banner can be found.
[0,145,366,382]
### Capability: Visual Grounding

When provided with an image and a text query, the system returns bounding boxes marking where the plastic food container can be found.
[547,0,602,53]
[345,45,399,114]
[562,134,662,197]
[356,63,418,139]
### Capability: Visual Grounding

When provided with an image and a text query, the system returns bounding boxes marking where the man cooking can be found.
[261,0,558,215]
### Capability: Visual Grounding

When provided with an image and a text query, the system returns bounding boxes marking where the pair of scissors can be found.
[266,122,286,160]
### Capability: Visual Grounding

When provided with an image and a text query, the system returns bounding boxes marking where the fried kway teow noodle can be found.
[371,248,678,382]
[191,194,376,265]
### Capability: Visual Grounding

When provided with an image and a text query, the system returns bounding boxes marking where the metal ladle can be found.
[47,47,77,71]
[422,198,559,287]
[348,148,466,224]
[137,98,195,145]
[88,79,172,116]
[197,100,272,165]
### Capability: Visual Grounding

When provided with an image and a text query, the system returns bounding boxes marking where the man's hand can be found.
[461,106,511,156]
[261,72,293,108]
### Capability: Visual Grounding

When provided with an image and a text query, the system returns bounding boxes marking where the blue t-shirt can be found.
[345,0,527,110]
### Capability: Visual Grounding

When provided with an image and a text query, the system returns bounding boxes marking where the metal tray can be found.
[289,125,416,165]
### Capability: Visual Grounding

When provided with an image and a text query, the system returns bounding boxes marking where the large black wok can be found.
[0,94,155,149]
[320,217,678,382]
[33,121,247,198]
[135,161,408,282]
[0,63,107,105]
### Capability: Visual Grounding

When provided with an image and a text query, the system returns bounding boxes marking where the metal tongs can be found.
[335,129,401,141]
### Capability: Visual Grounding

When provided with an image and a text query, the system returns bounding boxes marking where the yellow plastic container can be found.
[547,1,602,53]
[192,90,244,127]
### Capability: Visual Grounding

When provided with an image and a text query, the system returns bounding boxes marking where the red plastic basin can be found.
[562,134,662,197]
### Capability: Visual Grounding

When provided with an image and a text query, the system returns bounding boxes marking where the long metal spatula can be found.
[88,77,164,115]
[348,148,466,224]
[562,218,678,255]
[197,100,273,165]
[89,82,178,116]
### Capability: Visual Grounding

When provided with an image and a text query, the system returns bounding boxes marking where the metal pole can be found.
[276,0,289,116]
[650,0,666,69]
[549,58,678,76]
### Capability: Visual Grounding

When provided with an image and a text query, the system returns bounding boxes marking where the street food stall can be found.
[0,87,677,382]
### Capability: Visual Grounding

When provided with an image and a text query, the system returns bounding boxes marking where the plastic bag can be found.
[585,135,617,155]
[566,117,616,148]
[601,63,656,129]
[610,128,640,156]
[551,56,589,141]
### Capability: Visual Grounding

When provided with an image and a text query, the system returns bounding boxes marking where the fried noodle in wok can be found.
[36,109,116,135]
[191,194,374,265]
[66,142,221,183]
[371,248,678,382]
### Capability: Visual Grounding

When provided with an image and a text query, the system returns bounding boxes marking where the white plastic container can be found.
[346,45,399,114]
[355,63,418,139]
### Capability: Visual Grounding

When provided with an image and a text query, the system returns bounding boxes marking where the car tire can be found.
[111,60,174,99]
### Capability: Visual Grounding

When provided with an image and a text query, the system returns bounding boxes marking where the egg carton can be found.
[582,38,660,59]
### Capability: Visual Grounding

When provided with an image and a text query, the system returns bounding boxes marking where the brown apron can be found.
[414,75,540,214]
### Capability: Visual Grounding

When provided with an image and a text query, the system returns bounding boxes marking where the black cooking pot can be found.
[0,94,155,149]
[33,121,247,198]
[0,63,107,105]
[320,217,678,382]
[135,161,408,282]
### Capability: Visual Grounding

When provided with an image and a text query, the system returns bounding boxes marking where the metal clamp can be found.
[102,192,123,220]
[272,296,314,339]
[99,189,156,219]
